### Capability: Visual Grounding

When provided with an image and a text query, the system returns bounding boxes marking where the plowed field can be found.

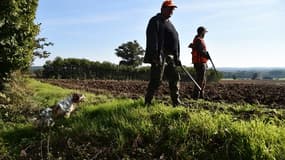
[41,79,285,108]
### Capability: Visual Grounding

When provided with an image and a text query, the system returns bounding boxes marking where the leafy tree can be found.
[115,40,145,67]
[0,0,39,88]
[33,37,53,60]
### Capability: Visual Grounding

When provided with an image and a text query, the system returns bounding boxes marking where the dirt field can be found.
[41,79,285,108]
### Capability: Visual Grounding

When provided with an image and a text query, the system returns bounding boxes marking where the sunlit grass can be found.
[0,78,285,159]
[64,99,285,159]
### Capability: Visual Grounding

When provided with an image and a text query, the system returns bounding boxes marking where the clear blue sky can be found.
[34,0,285,68]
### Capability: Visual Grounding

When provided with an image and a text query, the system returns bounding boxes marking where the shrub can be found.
[0,0,39,87]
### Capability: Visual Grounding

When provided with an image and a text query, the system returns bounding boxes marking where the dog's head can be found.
[71,93,85,103]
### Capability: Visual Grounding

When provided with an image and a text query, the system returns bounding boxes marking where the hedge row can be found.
[34,57,222,82]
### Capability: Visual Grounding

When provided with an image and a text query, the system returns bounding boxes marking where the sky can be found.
[34,0,285,68]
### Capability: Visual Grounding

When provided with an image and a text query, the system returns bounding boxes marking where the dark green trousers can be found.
[193,63,207,99]
[145,62,181,106]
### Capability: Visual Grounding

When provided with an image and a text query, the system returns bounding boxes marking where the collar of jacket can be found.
[156,13,169,22]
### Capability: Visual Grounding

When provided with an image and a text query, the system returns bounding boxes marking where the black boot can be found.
[172,98,183,107]
[144,94,153,106]
[199,91,205,99]
[192,91,200,100]
[145,101,152,106]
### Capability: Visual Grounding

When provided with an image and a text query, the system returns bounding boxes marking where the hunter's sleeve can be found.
[177,39,180,59]
[174,39,180,62]
[146,18,159,59]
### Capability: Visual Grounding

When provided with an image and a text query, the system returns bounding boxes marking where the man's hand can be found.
[152,59,161,66]
[204,51,211,59]
[152,54,162,65]
[188,43,194,48]
[175,60,182,66]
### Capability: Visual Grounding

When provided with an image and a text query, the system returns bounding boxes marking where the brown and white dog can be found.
[52,93,85,118]
[35,93,85,128]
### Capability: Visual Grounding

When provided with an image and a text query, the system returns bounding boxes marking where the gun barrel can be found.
[208,56,218,76]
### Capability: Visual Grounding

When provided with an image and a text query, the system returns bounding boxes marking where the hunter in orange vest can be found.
[188,26,210,99]
[191,35,209,63]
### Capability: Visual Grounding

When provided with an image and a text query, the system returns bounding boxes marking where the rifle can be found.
[180,65,202,91]
[206,52,218,76]
[190,41,219,77]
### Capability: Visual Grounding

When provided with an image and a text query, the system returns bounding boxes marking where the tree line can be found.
[222,70,285,80]
[34,57,222,82]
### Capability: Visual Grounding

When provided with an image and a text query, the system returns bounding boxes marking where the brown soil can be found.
[40,79,285,108]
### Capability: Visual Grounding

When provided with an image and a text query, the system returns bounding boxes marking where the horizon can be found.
[31,64,285,70]
[34,0,285,68]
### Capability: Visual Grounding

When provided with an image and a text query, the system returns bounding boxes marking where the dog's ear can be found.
[50,105,57,111]
[72,93,81,103]
[51,105,59,116]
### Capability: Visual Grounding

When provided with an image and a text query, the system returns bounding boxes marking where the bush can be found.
[0,0,39,87]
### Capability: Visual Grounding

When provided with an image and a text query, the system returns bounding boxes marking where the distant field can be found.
[220,79,285,86]
[41,79,285,108]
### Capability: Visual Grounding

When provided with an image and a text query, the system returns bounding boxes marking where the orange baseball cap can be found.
[161,0,177,8]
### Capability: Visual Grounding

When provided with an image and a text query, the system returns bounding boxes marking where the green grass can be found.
[0,78,285,159]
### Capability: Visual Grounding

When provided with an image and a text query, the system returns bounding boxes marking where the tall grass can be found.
[0,78,284,159]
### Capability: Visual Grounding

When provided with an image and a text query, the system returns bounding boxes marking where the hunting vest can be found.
[192,36,208,63]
